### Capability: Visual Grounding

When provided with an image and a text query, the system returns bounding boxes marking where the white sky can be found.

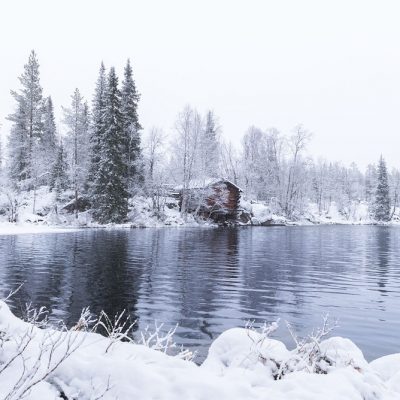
[1,0,400,169]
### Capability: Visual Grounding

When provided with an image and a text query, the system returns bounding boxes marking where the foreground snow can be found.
[0,302,399,400]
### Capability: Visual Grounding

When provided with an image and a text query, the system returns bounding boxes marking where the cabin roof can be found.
[174,178,243,192]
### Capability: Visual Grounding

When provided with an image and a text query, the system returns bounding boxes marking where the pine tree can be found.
[50,142,69,198]
[7,100,28,184]
[63,88,90,218]
[365,164,377,202]
[42,96,57,183]
[0,127,2,172]
[201,110,220,178]
[374,156,391,222]
[7,50,44,187]
[121,59,143,193]
[88,63,107,191]
[92,67,129,223]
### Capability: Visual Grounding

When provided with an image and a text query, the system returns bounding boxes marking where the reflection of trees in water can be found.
[0,231,141,330]
[81,230,140,329]
[366,227,390,297]
[0,234,76,319]
[2,225,398,361]
[237,227,308,320]
[177,228,240,339]
[139,228,240,341]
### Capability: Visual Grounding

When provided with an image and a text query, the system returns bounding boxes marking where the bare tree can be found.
[283,125,311,218]
[172,106,203,216]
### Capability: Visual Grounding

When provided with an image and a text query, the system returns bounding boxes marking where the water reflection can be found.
[0,226,399,361]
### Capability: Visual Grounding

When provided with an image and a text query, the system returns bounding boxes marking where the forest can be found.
[0,51,395,225]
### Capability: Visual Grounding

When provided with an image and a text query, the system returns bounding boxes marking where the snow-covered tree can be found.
[63,88,90,218]
[374,156,391,222]
[241,126,266,199]
[220,140,240,185]
[0,124,2,172]
[7,50,45,188]
[200,110,220,178]
[282,125,311,217]
[171,106,203,214]
[365,164,377,203]
[41,96,57,184]
[88,62,107,192]
[121,59,143,194]
[92,67,129,223]
[7,99,27,185]
[389,167,400,219]
[50,141,69,206]
[144,127,168,215]
[145,127,165,182]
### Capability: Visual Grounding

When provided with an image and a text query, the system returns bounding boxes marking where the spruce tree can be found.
[50,142,69,197]
[88,62,107,191]
[7,50,44,187]
[202,110,220,177]
[63,88,90,218]
[374,156,391,222]
[7,100,28,184]
[42,96,57,183]
[92,67,129,223]
[121,59,143,193]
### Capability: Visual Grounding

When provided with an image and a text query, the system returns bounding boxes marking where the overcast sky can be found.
[1,0,400,169]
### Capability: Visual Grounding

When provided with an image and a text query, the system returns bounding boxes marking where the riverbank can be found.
[1,186,399,231]
[0,301,399,399]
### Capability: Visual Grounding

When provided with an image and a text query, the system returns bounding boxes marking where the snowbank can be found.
[0,301,399,400]
[0,222,80,236]
[243,199,400,226]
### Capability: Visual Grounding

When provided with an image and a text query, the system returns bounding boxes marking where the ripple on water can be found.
[0,225,399,362]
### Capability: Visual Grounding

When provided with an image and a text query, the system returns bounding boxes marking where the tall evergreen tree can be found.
[50,141,69,198]
[92,67,129,223]
[88,62,107,190]
[63,88,90,218]
[7,50,44,187]
[201,110,220,178]
[42,96,57,183]
[7,100,28,184]
[121,59,142,192]
[374,156,391,222]
[365,164,377,202]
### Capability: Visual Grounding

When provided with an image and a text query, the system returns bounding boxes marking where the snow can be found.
[2,186,400,231]
[174,177,242,191]
[0,222,80,236]
[1,301,400,400]
[244,199,400,226]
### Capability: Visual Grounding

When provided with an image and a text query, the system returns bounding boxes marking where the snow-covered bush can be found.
[1,301,400,399]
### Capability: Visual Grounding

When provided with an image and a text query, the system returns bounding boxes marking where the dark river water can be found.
[1,226,399,362]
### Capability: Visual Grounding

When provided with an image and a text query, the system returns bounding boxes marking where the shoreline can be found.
[0,219,399,236]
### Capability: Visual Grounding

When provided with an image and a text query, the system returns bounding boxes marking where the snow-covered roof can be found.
[175,178,243,191]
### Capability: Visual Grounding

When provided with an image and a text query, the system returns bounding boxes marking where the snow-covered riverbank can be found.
[1,187,400,232]
[0,301,399,399]
[0,222,81,236]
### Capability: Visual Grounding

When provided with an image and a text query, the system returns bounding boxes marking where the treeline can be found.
[5,51,141,223]
[226,126,393,222]
[0,51,395,223]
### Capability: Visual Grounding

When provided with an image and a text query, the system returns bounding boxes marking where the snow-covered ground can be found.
[247,199,400,226]
[0,222,80,236]
[0,187,216,231]
[0,301,399,399]
[1,186,399,231]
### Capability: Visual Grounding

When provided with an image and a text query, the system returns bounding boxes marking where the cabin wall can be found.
[179,182,241,221]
